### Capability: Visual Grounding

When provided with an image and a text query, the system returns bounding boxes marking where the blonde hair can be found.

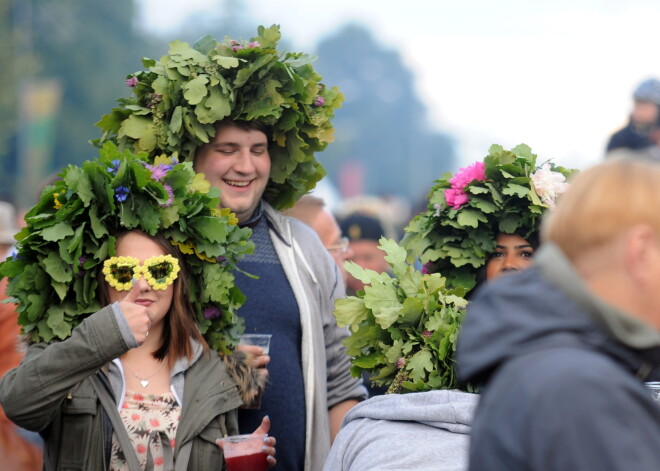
[542,157,660,261]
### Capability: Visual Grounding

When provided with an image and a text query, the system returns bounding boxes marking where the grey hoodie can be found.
[323,390,478,471]
[457,243,660,471]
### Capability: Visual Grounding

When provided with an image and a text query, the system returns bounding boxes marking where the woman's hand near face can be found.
[118,281,151,345]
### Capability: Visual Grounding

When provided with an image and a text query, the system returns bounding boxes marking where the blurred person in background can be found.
[0,200,41,469]
[339,212,392,296]
[606,77,660,154]
[0,201,18,261]
[283,195,352,285]
[1,278,43,471]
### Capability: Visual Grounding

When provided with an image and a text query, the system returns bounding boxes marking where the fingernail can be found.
[262,446,268,451]
[132,277,137,284]
[264,437,269,443]
[265,415,269,420]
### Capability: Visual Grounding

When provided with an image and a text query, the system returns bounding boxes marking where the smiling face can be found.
[194,122,271,223]
[107,231,174,329]
[485,233,535,280]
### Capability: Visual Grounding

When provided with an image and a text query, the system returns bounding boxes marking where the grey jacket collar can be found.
[536,243,660,349]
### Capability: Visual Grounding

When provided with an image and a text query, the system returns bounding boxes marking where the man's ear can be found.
[624,224,659,286]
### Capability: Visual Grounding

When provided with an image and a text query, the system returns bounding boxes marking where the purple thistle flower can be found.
[160,184,174,208]
[115,186,130,202]
[230,40,244,52]
[144,163,171,181]
[125,76,139,87]
[203,306,222,320]
[396,357,406,369]
[422,330,432,338]
[107,159,121,174]
[313,96,325,107]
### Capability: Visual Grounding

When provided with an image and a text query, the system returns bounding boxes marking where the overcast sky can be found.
[136,0,660,171]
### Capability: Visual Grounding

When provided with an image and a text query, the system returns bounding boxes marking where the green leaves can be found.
[334,297,369,331]
[0,142,253,351]
[183,75,209,105]
[401,143,575,292]
[94,24,342,210]
[334,238,467,393]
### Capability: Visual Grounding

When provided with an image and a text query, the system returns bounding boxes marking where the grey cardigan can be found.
[263,202,367,471]
[0,305,243,470]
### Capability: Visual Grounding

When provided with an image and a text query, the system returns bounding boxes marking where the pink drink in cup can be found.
[220,433,268,471]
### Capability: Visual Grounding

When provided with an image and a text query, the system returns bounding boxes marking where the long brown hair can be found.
[97,231,209,364]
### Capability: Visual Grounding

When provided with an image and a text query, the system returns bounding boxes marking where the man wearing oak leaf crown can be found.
[96,24,367,471]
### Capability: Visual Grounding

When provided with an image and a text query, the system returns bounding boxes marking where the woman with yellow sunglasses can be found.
[0,145,277,470]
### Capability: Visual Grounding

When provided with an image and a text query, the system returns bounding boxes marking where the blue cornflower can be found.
[107,159,121,174]
[115,186,130,202]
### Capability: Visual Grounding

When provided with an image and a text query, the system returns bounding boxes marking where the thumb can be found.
[254,415,270,435]
[122,278,141,303]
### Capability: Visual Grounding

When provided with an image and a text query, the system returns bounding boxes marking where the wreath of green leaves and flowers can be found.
[0,142,254,353]
[334,238,468,393]
[402,143,576,292]
[95,24,343,210]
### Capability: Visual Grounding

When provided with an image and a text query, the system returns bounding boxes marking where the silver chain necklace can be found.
[123,361,166,388]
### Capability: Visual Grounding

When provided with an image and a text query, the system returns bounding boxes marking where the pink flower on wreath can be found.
[125,76,138,87]
[445,188,469,209]
[444,161,486,209]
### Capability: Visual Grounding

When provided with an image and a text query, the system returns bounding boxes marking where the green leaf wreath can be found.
[402,143,576,291]
[95,24,343,210]
[334,238,468,393]
[0,142,253,353]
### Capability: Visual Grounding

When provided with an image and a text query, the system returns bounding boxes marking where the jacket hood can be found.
[456,263,651,386]
[342,390,478,434]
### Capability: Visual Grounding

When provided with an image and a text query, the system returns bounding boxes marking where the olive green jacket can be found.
[0,305,243,470]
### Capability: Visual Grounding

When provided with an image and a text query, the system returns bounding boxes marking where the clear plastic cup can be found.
[238,334,272,355]
[220,433,268,471]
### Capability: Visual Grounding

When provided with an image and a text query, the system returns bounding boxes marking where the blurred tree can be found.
[0,0,38,202]
[314,24,456,203]
[31,0,153,168]
[0,0,156,206]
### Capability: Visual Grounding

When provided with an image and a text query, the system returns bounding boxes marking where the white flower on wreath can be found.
[531,163,569,209]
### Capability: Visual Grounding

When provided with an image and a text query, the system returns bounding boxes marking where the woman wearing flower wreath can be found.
[403,143,576,296]
[322,144,576,470]
[0,144,276,470]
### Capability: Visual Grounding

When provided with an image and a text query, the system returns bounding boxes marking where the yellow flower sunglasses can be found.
[102,255,180,291]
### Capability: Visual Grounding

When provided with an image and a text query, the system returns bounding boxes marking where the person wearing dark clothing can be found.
[606,77,660,153]
[457,158,660,471]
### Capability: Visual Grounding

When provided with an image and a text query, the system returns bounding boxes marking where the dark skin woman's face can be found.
[485,233,535,280]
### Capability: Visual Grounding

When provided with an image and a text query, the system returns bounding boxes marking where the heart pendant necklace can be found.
[124,361,166,388]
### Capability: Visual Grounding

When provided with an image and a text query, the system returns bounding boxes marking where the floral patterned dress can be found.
[110,390,181,471]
